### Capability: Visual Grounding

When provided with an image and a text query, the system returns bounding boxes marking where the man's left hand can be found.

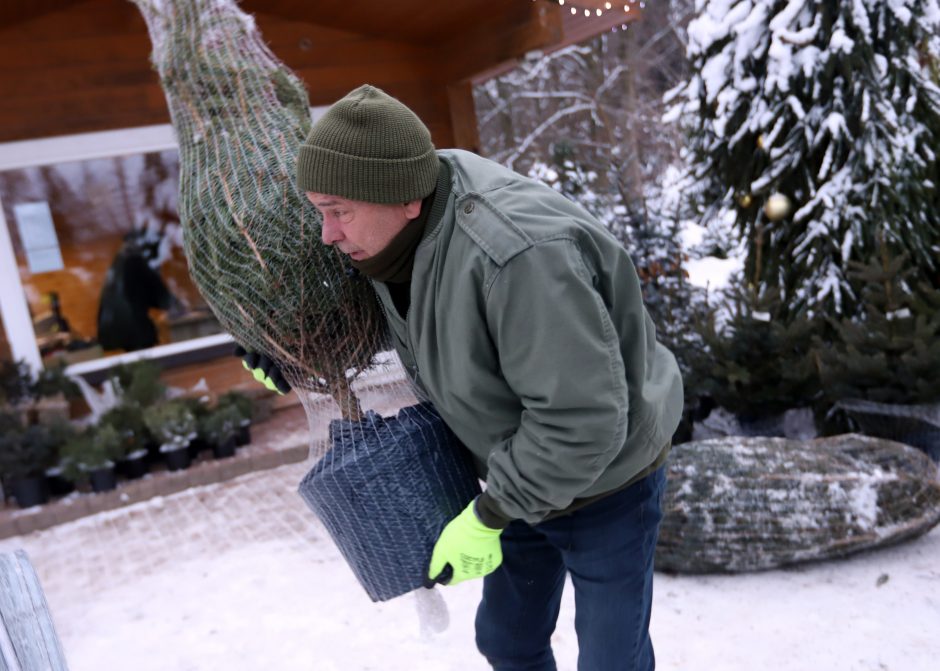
[428,499,503,586]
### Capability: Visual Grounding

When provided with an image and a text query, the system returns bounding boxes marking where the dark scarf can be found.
[348,203,431,283]
[349,159,451,284]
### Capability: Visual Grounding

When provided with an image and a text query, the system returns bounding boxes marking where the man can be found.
[246,84,683,670]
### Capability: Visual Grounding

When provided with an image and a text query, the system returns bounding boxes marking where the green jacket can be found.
[371,149,683,527]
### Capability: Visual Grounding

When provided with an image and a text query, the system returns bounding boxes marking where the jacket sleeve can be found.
[476,238,629,527]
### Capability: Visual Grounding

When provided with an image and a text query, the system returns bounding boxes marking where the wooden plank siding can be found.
[0,0,583,148]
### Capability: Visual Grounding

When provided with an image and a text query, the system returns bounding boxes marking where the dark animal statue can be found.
[97,231,176,352]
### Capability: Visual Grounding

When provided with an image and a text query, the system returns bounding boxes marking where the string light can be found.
[538,0,640,18]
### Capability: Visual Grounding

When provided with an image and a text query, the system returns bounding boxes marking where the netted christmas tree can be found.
[131,0,384,422]
[657,433,940,573]
[132,0,481,603]
[666,0,940,316]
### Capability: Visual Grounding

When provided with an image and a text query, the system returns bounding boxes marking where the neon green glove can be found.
[234,346,290,395]
[428,499,503,586]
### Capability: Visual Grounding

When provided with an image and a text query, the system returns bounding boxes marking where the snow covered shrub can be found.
[817,243,940,407]
[686,278,826,426]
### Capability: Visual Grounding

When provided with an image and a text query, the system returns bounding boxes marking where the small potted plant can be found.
[143,400,197,471]
[100,404,151,480]
[0,420,56,508]
[0,360,34,426]
[60,425,123,493]
[0,409,22,494]
[202,404,241,459]
[217,391,253,446]
[111,360,167,407]
[179,396,210,460]
[31,362,82,423]
[42,418,79,497]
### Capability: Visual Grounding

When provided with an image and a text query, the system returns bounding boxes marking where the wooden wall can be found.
[0,0,563,149]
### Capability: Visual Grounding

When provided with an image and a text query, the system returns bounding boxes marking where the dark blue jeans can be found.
[475,466,666,671]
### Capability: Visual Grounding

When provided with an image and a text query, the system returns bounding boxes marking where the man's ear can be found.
[403,199,422,220]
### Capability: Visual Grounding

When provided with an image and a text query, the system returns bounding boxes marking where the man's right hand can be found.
[234,345,292,395]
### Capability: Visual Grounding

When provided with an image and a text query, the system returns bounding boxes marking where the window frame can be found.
[0,109,324,380]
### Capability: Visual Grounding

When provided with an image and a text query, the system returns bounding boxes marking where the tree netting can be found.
[131,0,385,422]
[657,434,940,573]
[131,0,480,602]
[833,399,940,463]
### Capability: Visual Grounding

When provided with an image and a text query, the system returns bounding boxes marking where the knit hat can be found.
[296,84,439,203]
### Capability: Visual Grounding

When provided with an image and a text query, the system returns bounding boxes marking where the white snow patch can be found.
[685,256,740,290]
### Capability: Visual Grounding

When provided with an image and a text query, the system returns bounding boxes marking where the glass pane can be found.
[0,150,221,366]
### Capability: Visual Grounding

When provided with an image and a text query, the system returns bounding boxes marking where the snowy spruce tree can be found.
[666,0,940,316]
[817,242,940,405]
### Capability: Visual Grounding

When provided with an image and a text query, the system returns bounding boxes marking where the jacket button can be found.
[463,202,474,214]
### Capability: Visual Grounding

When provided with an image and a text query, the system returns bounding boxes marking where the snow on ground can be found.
[2,462,937,670]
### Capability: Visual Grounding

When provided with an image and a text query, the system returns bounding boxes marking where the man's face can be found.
[306,192,420,260]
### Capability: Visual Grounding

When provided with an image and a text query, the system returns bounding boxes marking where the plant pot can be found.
[188,437,209,460]
[45,466,75,497]
[118,449,150,480]
[146,440,162,464]
[162,445,192,471]
[235,422,251,447]
[88,464,118,493]
[212,436,237,459]
[10,476,50,508]
[298,402,482,601]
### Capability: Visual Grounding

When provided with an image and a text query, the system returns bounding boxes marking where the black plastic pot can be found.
[45,467,75,497]
[146,440,162,464]
[235,422,251,447]
[188,437,209,460]
[88,465,118,493]
[10,476,50,508]
[118,450,150,480]
[212,436,237,459]
[298,402,482,602]
[162,445,192,471]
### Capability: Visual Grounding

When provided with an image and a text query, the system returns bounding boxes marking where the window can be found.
[0,124,229,376]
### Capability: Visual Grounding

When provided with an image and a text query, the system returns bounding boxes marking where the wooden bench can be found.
[0,550,68,671]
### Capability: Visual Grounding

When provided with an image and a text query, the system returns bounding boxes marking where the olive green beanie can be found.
[296,84,439,204]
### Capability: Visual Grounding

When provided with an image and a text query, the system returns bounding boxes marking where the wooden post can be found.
[0,550,69,671]
[446,81,482,154]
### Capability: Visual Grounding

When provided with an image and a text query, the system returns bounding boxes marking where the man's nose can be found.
[321,216,342,245]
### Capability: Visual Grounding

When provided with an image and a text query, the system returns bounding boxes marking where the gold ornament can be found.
[757,134,766,150]
[764,193,792,221]
[738,193,753,208]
